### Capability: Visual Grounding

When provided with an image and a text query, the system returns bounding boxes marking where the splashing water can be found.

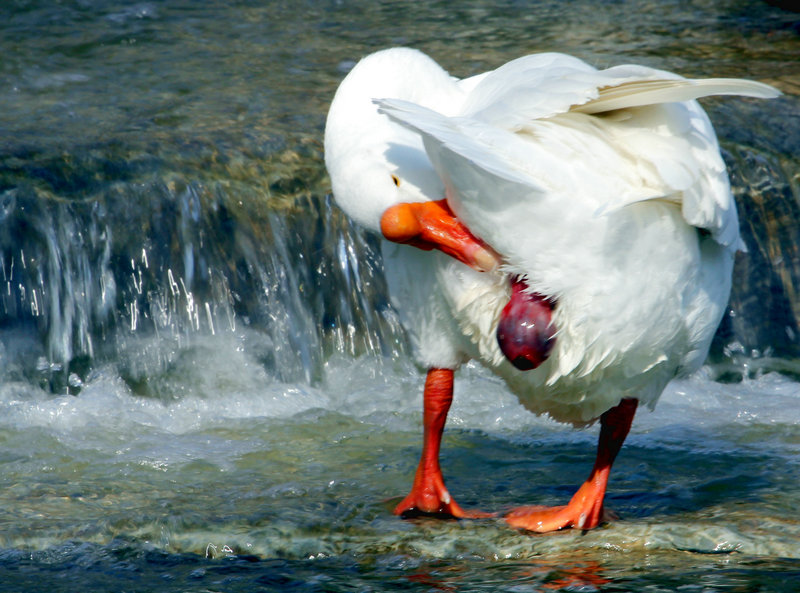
[0,0,799,591]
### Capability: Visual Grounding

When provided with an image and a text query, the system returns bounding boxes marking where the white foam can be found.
[641,369,800,430]
[1,344,797,442]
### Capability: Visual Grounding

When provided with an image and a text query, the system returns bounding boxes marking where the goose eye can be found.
[390,174,400,187]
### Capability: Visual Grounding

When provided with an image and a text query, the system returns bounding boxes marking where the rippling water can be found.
[2,355,800,590]
[1,0,799,591]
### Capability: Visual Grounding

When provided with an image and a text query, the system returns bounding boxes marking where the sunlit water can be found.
[1,346,800,590]
[1,0,799,591]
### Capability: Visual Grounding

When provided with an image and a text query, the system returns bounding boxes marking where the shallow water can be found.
[1,0,799,591]
[1,352,800,590]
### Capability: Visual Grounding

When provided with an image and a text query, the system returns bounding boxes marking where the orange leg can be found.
[506,398,638,533]
[380,200,499,272]
[394,368,493,519]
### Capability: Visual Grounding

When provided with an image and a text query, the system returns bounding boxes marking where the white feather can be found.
[574,77,781,114]
[324,48,778,425]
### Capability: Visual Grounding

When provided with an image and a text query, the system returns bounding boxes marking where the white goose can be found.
[324,48,778,532]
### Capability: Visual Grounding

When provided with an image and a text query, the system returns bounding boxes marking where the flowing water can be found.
[1,0,799,590]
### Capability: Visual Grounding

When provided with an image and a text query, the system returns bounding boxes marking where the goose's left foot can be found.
[505,482,612,532]
[506,398,638,533]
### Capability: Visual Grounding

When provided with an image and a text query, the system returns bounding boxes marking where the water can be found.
[0,0,799,590]
[1,358,800,590]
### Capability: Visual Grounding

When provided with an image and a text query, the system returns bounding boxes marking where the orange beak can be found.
[380,200,500,272]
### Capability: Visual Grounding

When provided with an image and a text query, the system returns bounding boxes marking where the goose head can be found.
[324,48,466,232]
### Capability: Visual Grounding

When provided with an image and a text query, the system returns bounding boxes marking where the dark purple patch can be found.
[496,277,556,371]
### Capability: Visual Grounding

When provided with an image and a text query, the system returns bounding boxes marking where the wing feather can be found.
[376,98,545,192]
[574,78,780,114]
[459,54,779,127]
[377,69,778,250]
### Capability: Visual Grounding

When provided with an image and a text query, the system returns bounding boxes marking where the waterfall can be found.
[0,154,407,392]
[0,100,797,391]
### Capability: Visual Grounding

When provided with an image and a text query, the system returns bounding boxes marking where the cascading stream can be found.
[0,2,798,589]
